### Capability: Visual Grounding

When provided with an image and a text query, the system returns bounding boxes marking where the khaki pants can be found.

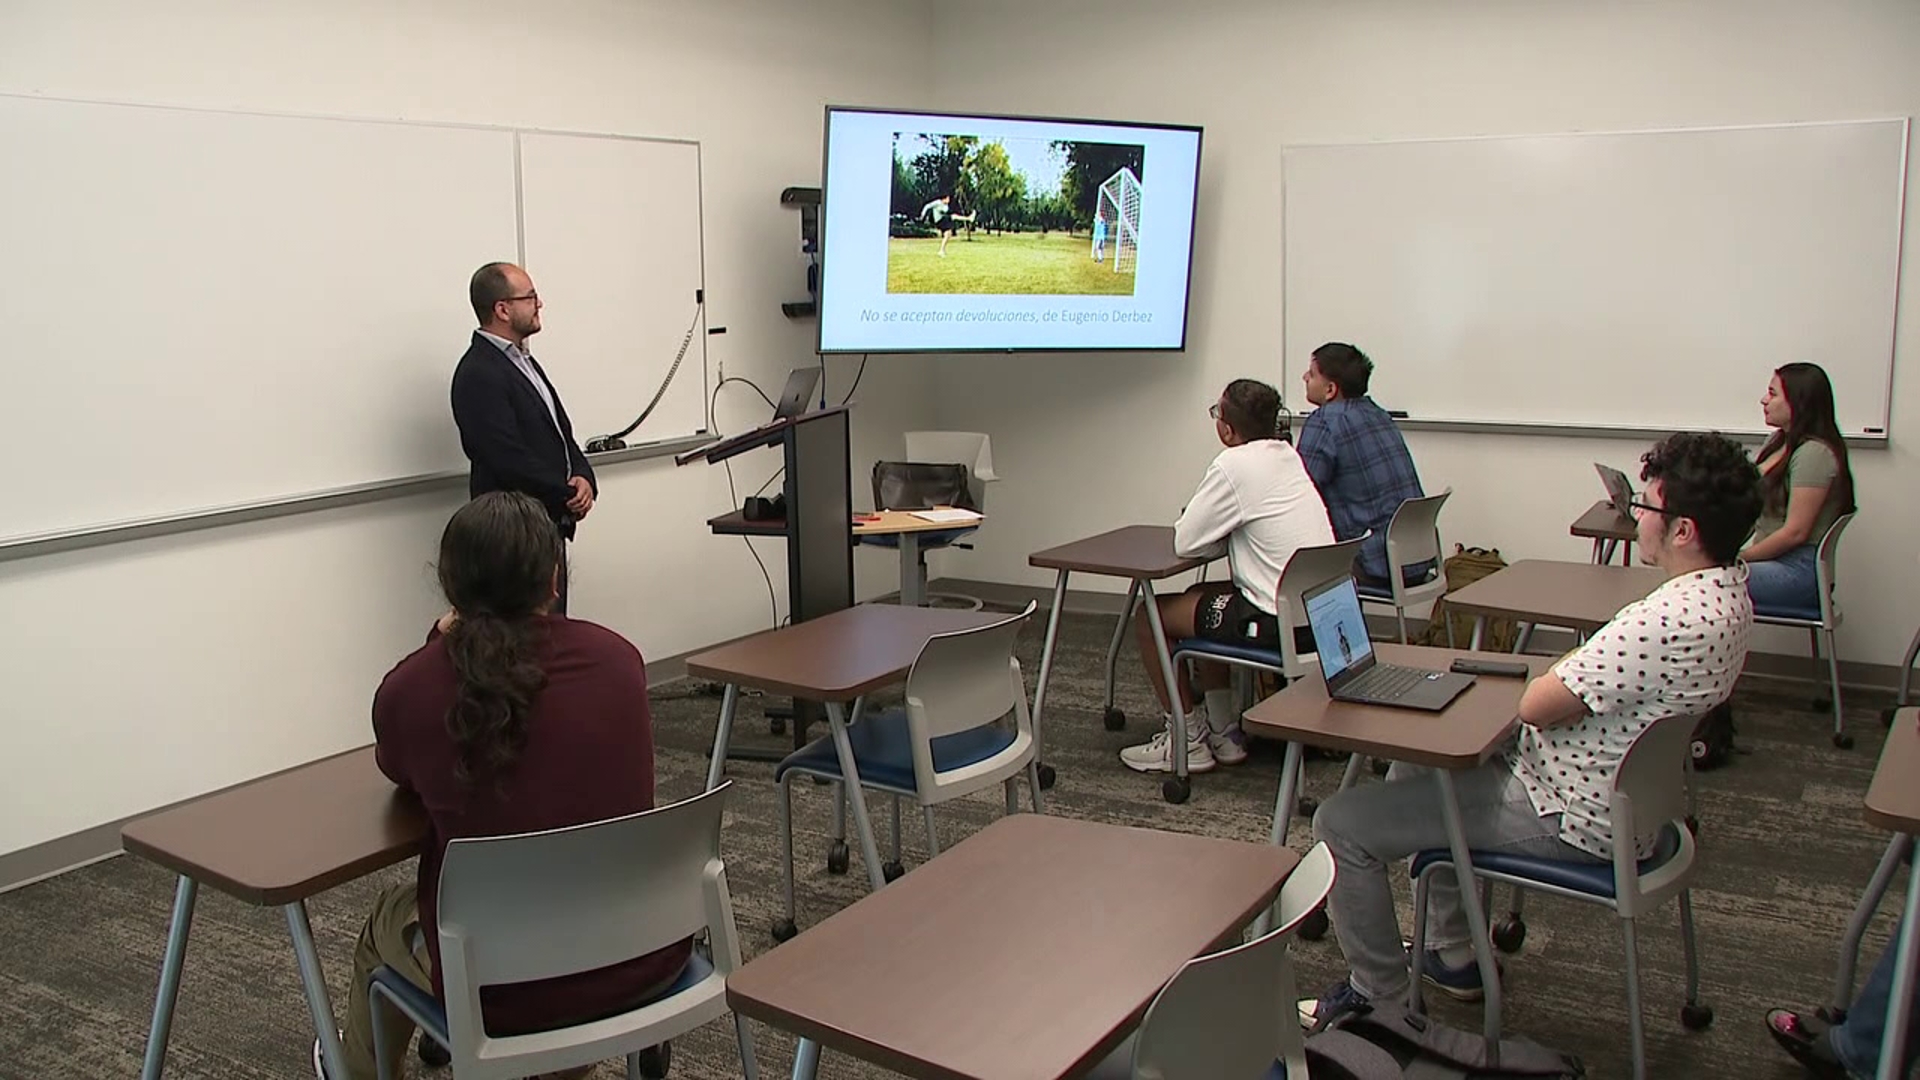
[342,884,596,1080]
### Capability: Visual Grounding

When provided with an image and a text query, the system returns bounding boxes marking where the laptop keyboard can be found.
[1343,663,1428,701]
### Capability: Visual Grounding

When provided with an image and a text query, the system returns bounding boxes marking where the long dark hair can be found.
[1757,362,1855,516]
[436,492,564,785]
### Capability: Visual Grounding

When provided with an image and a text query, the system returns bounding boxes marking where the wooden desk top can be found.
[1865,709,1920,834]
[1444,559,1666,632]
[726,814,1297,1080]
[684,603,1011,700]
[1241,645,1551,769]
[1570,499,1638,542]
[706,508,983,538]
[121,747,427,906]
[1028,524,1214,579]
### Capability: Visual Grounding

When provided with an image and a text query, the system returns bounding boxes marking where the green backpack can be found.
[1416,545,1519,653]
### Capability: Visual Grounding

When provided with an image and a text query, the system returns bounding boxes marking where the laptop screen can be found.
[1303,576,1375,684]
[773,366,823,420]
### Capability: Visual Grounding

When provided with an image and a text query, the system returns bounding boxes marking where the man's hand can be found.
[566,476,595,519]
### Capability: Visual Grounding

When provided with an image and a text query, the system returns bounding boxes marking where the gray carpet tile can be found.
[0,607,1907,1079]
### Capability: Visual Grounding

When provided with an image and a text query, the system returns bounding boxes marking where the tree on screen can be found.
[1054,141,1145,222]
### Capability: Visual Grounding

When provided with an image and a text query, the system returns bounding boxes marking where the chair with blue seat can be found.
[1354,489,1452,644]
[367,782,759,1080]
[1086,843,1337,1080]
[1750,511,1856,748]
[1406,712,1714,1080]
[860,431,998,609]
[772,601,1042,941]
[1159,535,1368,808]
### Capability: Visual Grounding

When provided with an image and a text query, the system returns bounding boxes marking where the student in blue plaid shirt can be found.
[1296,342,1430,588]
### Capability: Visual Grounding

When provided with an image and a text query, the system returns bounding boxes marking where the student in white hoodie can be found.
[1120,378,1335,774]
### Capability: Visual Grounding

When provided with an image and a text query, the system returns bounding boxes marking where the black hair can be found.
[436,492,565,785]
[1310,342,1374,398]
[468,262,517,324]
[1220,378,1283,442]
[1638,432,1763,566]
[1756,362,1855,518]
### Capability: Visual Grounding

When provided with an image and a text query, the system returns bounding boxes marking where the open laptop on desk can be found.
[1304,575,1475,711]
[773,365,823,421]
[1594,462,1635,515]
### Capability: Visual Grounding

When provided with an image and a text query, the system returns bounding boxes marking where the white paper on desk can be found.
[910,508,983,524]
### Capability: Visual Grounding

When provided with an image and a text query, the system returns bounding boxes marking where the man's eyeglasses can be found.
[500,292,540,305]
[1629,500,1683,518]
[1207,402,1222,420]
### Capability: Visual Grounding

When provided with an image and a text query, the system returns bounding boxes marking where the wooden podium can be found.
[678,406,854,756]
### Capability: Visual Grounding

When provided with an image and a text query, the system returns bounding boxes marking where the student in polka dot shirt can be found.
[1304,432,1763,1031]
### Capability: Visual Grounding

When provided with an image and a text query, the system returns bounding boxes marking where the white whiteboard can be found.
[1282,120,1910,436]
[0,95,707,542]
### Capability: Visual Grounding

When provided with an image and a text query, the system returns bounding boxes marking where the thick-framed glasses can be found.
[500,292,540,305]
[1629,500,1680,518]
[1207,402,1223,420]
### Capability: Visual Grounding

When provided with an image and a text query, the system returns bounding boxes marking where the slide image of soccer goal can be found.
[886,132,1144,296]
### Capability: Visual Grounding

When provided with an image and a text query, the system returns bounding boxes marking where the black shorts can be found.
[1195,587,1316,656]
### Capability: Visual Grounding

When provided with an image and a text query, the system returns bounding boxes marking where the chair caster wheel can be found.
[1162,776,1191,804]
[417,1037,450,1067]
[1296,796,1318,819]
[1492,916,1527,954]
[826,840,850,875]
[1103,707,1126,731]
[769,716,787,736]
[1037,762,1057,790]
[771,918,798,942]
[882,860,906,882]
[1298,906,1330,941]
[636,1041,672,1078]
[1679,1003,1715,1031]
[1835,732,1856,749]
[1817,1005,1847,1025]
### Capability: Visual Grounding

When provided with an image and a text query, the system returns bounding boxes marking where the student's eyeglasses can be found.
[1629,500,1684,519]
[1207,402,1222,420]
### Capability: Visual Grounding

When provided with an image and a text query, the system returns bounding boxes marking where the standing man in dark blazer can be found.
[451,262,597,613]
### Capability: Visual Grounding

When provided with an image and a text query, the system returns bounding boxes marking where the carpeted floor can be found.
[0,606,1907,1079]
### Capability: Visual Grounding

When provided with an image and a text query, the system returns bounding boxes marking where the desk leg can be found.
[825,699,888,892]
[706,682,741,791]
[1876,844,1920,1080]
[285,900,348,1080]
[1469,615,1487,652]
[139,876,199,1080]
[1139,579,1190,795]
[1031,570,1071,775]
[1591,538,1606,564]
[1104,580,1142,715]
[1513,622,1535,655]
[898,533,923,607]
[1831,835,1909,1016]
[1254,741,1307,937]
[791,1036,822,1080]
[1434,769,1503,1057]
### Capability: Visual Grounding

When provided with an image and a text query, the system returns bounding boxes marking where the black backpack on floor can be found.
[1690,702,1737,771]
[1304,1002,1585,1079]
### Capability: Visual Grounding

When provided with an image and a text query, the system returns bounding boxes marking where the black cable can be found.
[708,376,782,630]
[838,353,869,407]
[584,302,703,451]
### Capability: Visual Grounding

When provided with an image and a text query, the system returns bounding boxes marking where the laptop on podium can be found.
[1303,575,1475,711]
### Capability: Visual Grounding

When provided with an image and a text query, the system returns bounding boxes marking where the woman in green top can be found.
[1742,362,1855,612]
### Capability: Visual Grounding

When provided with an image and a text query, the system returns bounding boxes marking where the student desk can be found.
[1027,525,1216,797]
[1445,559,1665,653]
[121,747,428,1080]
[1571,499,1637,565]
[726,813,1298,1080]
[707,508,984,608]
[1827,709,1920,1079]
[685,603,1009,893]
[1241,644,1552,1052]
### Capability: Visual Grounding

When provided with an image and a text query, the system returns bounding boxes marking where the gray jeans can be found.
[1311,757,1603,1000]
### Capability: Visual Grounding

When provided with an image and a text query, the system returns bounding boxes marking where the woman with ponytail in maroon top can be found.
[325,492,688,1080]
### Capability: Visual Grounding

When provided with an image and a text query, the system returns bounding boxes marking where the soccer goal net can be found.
[1096,167,1142,272]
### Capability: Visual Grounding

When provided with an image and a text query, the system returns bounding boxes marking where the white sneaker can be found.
[1209,724,1250,766]
[1119,717,1215,774]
